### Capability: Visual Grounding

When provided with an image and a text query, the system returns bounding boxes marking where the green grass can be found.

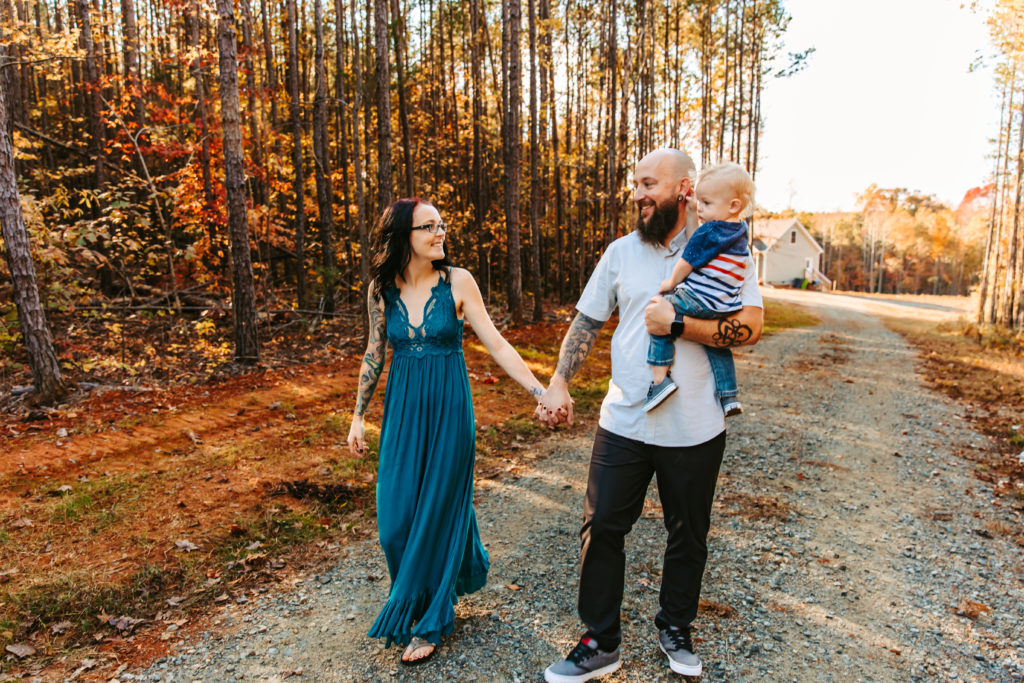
[2,564,174,650]
[573,378,610,414]
[47,476,137,530]
[513,345,555,362]
[762,301,820,336]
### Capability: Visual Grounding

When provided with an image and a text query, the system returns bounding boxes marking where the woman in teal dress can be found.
[347,198,546,664]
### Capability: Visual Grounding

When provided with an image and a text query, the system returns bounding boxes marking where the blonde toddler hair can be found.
[699,162,755,213]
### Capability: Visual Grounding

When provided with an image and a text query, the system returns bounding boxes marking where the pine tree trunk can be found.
[527,0,542,321]
[260,0,278,129]
[374,0,393,210]
[239,0,267,206]
[469,0,489,297]
[215,0,260,364]
[287,0,307,307]
[502,0,523,326]
[121,0,146,151]
[313,0,336,315]
[390,0,414,196]
[334,0,352,304]
[77,0,104,186]
[718,0,729,161]
[349,0,370,291]
[0,51,68,404]
[189,2,214,212]
[604,0,618,246]
[1002,96,1024,326]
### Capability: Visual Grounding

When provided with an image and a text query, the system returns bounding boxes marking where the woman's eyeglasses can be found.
[411,221,449,234]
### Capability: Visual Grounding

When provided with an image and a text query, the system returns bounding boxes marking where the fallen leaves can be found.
[5,643,36,659]
[175,539,200,552]
[956,599,992,621]
[108,615,145,633]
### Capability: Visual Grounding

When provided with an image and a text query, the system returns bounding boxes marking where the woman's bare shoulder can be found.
[449,267,476,287]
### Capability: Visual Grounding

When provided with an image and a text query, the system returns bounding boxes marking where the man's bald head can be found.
[637,148,696,186]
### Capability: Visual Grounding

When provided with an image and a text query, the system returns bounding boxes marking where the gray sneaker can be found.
[544,636,621,683]
[643,375,678,412]
[658,625,702,676]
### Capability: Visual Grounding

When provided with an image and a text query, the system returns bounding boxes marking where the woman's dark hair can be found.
[369,197,452,300]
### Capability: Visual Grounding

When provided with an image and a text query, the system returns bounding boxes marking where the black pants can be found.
[578,426,726,651]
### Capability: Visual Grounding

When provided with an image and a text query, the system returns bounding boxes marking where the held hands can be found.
[534,380,574,428]
[347,415,367,457]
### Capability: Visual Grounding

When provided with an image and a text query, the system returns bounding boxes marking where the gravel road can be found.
[127,289,1024,683]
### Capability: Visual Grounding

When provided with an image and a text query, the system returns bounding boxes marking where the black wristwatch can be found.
[670,313,686,339]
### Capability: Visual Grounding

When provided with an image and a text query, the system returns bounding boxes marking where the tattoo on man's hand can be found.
[712,318,752,347]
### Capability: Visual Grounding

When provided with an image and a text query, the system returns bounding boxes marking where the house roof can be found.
[751,218,823,254]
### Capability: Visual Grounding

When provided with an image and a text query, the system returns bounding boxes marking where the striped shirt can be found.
[678,220,750,313]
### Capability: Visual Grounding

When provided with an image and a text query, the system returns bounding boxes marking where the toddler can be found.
[644,161,753,415]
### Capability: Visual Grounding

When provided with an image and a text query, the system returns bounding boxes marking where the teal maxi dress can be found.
[368,269,490,647]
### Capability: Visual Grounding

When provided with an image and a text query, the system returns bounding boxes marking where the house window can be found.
[791,231,796,243]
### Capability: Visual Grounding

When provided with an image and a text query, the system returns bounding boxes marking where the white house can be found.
[751,218,831,288]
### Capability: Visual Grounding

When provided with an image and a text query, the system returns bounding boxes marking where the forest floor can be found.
[2,290,1023,681]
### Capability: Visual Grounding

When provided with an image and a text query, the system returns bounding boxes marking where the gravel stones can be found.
[132,292,1024,682]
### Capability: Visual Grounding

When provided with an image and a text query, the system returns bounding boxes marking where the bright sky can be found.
[755,0,999,213]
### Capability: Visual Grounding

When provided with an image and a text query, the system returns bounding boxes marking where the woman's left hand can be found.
[347,416,367,457]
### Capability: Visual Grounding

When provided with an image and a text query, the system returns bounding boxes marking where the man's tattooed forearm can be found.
[711,318,752,347]
[555,313,604,381]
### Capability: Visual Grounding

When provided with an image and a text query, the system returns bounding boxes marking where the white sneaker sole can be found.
[658,641,702,676]
[544,658,622,683]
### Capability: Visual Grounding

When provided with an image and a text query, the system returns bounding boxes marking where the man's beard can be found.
[635,199,679,245]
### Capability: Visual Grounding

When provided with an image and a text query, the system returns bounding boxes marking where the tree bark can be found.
[501,0,523,325]
[239,0,267,206]
[313,0,336,314]
[349,0,370,291]
[604,0,618,246]
[214,0,260,364]
[120,0,146,153]
[469,0,490,298]
[260,0,278,128]
[287,0,307,306]
[0,48,68,404]
[188,2,214,212]
[77,0,105,187]
[527,0,542,321]
[374,0,393,210]
[390,0,414,196]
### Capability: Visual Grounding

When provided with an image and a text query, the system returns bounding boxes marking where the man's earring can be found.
[677,194,685,202]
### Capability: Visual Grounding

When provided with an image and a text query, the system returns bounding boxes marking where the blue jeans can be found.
[647,289,738,407]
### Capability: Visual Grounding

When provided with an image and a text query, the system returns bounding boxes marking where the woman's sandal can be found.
[400,637,437,666]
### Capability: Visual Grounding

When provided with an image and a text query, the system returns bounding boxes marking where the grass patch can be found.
[47,476,136,529]
[3,564,174,650]
[763,301,820,336]
[512,345,555,362]
[572,378,610,414]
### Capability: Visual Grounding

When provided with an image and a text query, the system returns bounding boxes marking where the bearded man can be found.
[538,148,763,682]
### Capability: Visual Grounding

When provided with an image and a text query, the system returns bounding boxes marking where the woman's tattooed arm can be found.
[354,293,388,417]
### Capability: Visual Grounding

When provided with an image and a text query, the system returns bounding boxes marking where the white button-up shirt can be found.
[576,229,762,447]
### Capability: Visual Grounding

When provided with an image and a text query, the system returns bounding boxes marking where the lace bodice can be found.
[383,270,463,357]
